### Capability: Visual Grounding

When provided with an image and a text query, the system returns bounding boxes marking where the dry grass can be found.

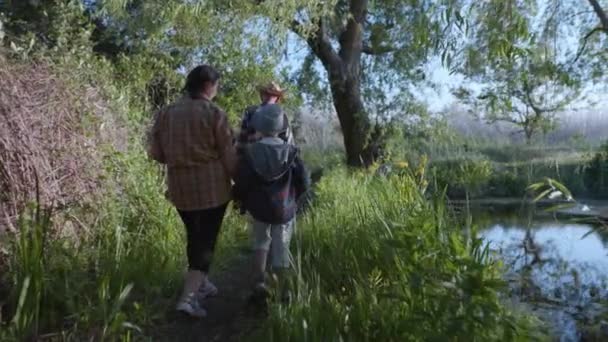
[0,53,121,233]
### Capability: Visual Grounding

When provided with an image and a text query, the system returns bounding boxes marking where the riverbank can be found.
[450,197,608,222]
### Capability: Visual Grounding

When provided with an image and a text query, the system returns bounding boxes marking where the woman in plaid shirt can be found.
[147,65,237,318]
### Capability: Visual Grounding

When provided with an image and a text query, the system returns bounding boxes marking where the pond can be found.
[471,204,608,341]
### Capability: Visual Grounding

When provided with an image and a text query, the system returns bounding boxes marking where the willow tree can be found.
[99,0,466,166]
[451,0,593,143]
[280,1,467,166]
[458,58,580,143]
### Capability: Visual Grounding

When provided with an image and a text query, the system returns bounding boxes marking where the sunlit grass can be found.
[2,149,541,341]
[258,167,541,341]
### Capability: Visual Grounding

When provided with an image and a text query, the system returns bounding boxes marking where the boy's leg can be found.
[248,214,273,268]
[269,219,295,302]
[269,218,295,270]
[251,220,272,287]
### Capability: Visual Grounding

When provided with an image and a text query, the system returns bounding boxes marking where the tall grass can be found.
[1,146,247,341]
[2,146,540,340]
[259,168,540,341]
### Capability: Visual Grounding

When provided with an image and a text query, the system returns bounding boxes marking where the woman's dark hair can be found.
[184,65,220,98]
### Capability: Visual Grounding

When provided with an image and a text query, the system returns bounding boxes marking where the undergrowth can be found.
[0,147,247,341]
[259,167,542,341]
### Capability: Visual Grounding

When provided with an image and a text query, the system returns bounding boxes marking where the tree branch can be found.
[522,81,563,114]
[338,0,368,62]
[572,26,605,63]
[290,19,342,70]
[588,0,608,30]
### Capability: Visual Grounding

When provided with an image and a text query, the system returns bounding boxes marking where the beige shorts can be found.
[250,218,295,269]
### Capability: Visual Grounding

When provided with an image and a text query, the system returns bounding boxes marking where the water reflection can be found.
[474,211,608,341]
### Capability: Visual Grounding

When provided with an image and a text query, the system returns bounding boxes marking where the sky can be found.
[276,1,608,116]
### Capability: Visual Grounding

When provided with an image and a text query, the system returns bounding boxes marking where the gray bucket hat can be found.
[251,104,285,135]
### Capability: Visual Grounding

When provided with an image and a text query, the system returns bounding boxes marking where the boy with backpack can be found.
[232,104,310,299]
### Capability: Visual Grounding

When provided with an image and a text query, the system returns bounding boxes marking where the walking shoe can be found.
[176,294,207,318]
[198,279,218,300]
[252,281,271,299]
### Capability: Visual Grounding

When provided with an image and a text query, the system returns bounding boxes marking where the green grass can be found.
[300,147,344,172]
[427,144,595,199]
[258,167,541,341]
[1,146,247,341]
[1,145,543,341]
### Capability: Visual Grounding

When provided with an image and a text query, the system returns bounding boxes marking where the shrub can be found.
[431,157,493,199]
[1,147,248,340]
[0,54,123,232]
[486,168,528,197]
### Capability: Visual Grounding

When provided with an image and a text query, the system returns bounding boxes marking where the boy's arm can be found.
[232,157,254,204]
[293,154,311,199]
[236,106,257,151]
[279,114,293,144]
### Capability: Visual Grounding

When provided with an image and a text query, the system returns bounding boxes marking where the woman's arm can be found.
[232,157,252,203]
[214,110,238,178]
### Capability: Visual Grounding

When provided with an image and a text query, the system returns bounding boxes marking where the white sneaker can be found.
[176,294,207,318]
[198,279,218,300]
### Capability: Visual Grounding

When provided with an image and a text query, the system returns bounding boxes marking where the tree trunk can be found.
[329,75,376,167]
[291,0,381,167]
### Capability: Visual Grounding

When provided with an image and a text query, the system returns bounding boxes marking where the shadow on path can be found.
[152,250,266,342]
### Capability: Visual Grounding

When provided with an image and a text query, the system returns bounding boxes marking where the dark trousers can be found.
[177,203,228,273]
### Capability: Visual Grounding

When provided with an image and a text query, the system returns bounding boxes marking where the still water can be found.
[476,212,608,341]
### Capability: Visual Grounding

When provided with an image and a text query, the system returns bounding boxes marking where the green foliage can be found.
[4,1,600,339]
[258,168,539,341]
[1,0,95,56]
[431,157,493,198]
[584,140,608,197]
[486,168,529,198]
[301,148,344,172]
[455,0,586,143]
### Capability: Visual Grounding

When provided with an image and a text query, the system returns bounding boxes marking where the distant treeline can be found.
[446,109,608,146]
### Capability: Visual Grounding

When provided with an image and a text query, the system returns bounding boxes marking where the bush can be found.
[1,148,247,340]
[430,157,493,198]
[486,168,528,197]
[0,53,124,232]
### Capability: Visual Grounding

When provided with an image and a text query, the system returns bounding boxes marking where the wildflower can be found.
[395,161,408,169]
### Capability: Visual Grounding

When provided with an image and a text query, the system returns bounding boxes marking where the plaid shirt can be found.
[147,96,236,211]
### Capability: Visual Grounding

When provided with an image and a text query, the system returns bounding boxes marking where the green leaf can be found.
[532,188,552,203]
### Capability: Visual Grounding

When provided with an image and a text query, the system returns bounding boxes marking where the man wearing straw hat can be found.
[236,82,293,154]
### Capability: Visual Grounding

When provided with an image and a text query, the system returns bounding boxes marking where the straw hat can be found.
[257,82,286,98]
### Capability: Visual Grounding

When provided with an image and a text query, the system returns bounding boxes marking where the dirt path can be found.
[151,248,266,342]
